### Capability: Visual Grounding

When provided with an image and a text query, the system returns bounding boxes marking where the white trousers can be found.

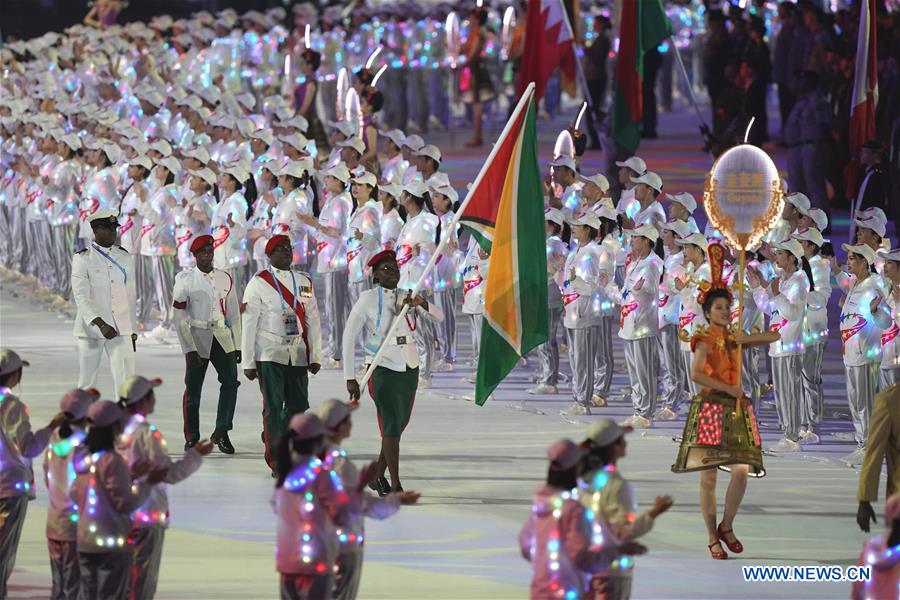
[624,337,658,418]
[593,316,615,399]
[682,349,700,396]
[77,336,136,396]
[800,343,826,430]
[468,313,483,363]
[657,324,684,409]
[536,307,561,386]
[434,288,458,364]
[772,354,803,441]
[880,367,900,392]
[845,362,879,449]
[324,271,350,361]
[567,327,597,407]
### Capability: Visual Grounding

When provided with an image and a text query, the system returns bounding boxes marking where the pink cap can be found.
[547,439,587,470]
[288,413,326,440]
[87,400,123,428]
[60,388,101,420]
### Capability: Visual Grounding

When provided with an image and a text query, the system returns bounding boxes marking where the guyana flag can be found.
[458,85,549,405]
[612,0,672,152]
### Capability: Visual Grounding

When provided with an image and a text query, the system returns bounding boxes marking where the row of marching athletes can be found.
[533,149,900,468]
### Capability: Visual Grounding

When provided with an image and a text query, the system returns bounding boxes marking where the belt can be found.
[190,318,226,330]
[260,330,301,346]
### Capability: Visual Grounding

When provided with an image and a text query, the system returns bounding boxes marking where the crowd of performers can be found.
[2,4,900,599]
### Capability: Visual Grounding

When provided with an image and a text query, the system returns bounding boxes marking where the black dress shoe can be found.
[211,430,235,454]
[369,476,390,497]
[184,439,198,451]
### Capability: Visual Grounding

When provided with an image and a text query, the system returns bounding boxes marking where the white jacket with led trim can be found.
[315,191,353,273]
[804,254,832,345]
[116,414,203,529]
[346,199,382,284]
[0,387,53,499]
[211,191,249,269]
[605,253,663,341]
[840,274,893,367]
[43,428,86,541]
[561,240,606,330]
[753,270,810,358]
[395,211,439,291]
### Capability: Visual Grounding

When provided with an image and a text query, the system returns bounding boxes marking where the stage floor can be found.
[1,105,884,599]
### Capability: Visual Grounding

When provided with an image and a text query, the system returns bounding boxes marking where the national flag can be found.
[459,85,549,405]
[612,0,672,153]
[517,0,576,103]
[849,0,878,156]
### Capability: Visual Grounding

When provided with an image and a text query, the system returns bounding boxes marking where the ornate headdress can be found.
[697,240,733,306]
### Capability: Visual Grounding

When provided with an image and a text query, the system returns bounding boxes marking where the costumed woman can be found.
[672,241,779,560]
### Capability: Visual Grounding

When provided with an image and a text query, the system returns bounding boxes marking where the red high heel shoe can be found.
[708,541,728,560]
[717,523,744,554]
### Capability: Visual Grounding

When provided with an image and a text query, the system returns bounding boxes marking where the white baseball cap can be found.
[785,192,811,212]
[855,216,887,238]
[327,120,357,138]
[279,133,310,153]
[856,207,887,225]
[182,146,210,164]
[792,227,825,248]
[401,134,425,152]
[631,171,663,193]
[842,243,877,267]
[337,137,365,155]
[249,129,275,146]
[666,192,697,214]
[279,159,314,179]
[878,247,900,263]
[189,167,217,187]
[548,156,576,172]
[129,155,153,171]
[615,156,647,174]
[632,223,660,243]
[773,238,805,261]
[430,183,458,204]
[579,173,610,193]
[381,129,406,148]
[569,211,601,230]
[590,201,617,222]
[149,139,172,157]
[662,219,692,239]
[416,144,442,164]
[675,232,708,252]
[352,171,377,187]
[380,182,402,199]
[403,180,429,197]
[157,156,181,175]
[326,163,352,183]
[544,207,565,226]
[800,207,828,232]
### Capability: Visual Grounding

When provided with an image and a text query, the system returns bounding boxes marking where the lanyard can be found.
[375,286,417,332]
[268,267,297,312]
[92,244,127,284]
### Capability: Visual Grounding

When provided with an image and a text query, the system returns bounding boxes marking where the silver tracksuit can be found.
[657,324,684,410]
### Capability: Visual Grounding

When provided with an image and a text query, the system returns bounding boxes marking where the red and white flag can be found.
[517,0,576,102]
[849,0,878,156]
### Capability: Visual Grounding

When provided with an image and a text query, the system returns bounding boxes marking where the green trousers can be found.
[257,361,309,469]
[182,339,239,442]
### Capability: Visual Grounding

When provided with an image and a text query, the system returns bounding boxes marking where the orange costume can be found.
[671,242,765,476]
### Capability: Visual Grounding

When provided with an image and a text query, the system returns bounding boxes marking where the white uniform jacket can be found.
[71,244,137,338]
[606,253,663,341]
[341,285,444,379]
[241,267,323,369]
[173,267,243,358]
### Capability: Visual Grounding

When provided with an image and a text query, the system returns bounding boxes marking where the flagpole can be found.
[670,39,714,158]
[353,83,537,397]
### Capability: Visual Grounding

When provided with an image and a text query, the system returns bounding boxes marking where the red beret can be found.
[265,234,291,255]
[367,249,397,268]
[189,234,214,254]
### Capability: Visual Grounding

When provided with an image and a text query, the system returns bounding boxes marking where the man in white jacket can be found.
[242,235,322,474]
[71,210,138,394]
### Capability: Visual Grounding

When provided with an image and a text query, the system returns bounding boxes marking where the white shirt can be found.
[346,200,382,283]
[211,191,249,269]
[71,244,137,338]
[561,240,606,330]
[139,183,178,256]
[241,267,323,368]
[606,253,663,340]
[342,286,444,378]
[173,267,243,358]
[316,191,353,273]
[840,274,892,367]
[753,269,810,357]
[395,211,439,290]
